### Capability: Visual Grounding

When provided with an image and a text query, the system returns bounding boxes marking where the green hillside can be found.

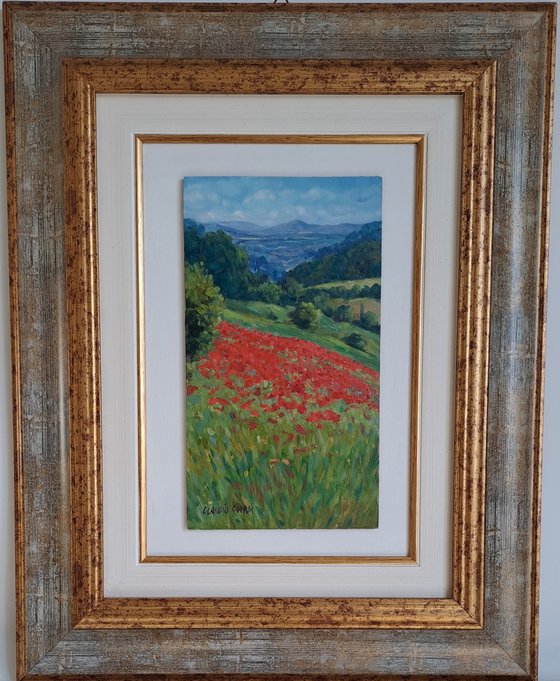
[223,299,380,372]
[286,222,381,286]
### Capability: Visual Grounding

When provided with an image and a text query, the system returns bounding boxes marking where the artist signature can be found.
[201,503,254,516]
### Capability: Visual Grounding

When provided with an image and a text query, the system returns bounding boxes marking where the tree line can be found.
[184,224,381,361]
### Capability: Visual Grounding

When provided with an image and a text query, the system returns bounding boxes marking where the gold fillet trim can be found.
[135,135,148,564]
[135,133,425,564]
[78,596,478,630]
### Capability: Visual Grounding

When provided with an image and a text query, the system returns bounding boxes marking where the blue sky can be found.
[183,176,382,227]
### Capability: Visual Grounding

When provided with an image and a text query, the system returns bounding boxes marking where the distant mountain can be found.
[286,221,382,286]
[205,220,263,235]
[184,218,375,281]
[183,218,381,284]
[205,218,363,238]
[261,219,362,237]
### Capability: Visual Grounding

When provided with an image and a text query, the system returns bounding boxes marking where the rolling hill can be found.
[285,222,382,286]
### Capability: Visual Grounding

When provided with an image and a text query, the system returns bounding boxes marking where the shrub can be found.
[344,332,367,351]
[289,301,320,329]
[254,281,282,304]
[184,263,224,362]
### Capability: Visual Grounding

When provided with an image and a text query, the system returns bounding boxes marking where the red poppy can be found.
[191,321,380,434]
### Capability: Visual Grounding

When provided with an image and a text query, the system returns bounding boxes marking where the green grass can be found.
[307,277,381,291]
[186,373,379,530]
[330,296,381,320]
[223,299,380,372]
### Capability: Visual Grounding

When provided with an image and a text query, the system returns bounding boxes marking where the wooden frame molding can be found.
[135,132,425,566]
[5,4,554,680]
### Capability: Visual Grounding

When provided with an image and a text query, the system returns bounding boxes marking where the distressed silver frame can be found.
[4,3,555,679]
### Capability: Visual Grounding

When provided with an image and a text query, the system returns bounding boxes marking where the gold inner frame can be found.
[134,133,426,565]
[62,56,494,630]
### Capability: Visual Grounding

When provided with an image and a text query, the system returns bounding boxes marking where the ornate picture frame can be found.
[4,3,554,679]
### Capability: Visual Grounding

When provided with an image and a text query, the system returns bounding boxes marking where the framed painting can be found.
[4,3,554,680]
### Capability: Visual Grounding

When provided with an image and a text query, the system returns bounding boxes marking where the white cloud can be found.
[256,189,275,201]
[184,176,382,226]
[244,189,275,204]
[305,187,322,200]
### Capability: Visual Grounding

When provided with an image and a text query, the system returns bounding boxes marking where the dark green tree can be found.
[281,276,305,304]
[358,312,379,333]
[333,304,353,323]
[185,227,269,300]
[184,263,224,362]
[320,300,337,318]
[371,283,381,300]
[357,309,379,333]
[185,228,251,298]
[287,239,381,286]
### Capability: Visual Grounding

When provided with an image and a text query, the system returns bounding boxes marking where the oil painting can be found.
[184,176,381,529]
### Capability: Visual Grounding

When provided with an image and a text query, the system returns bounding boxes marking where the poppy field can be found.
[186,321,380,529]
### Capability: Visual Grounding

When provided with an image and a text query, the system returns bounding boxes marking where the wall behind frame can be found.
[0,0,558,678]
